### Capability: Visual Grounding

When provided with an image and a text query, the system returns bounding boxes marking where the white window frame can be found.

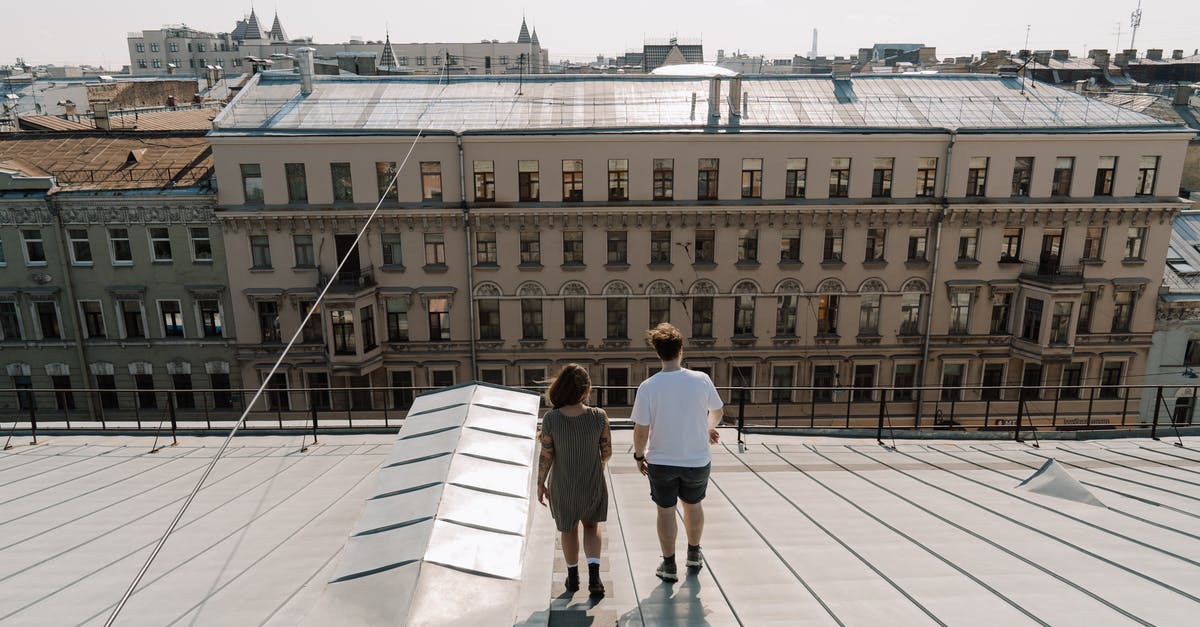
[851,360,881,403]
[190,227,213,262]
[108,227,133,266]
[429,367,456,389]
[157,299,185,338]
[77,299,108,339]
[31,300,64,340]
[149,227,173,263]
[21,229,47,267]
[0,299,25,340]
[979,360,1008,400]
[194,298,225,339]
[940,361,969,400]
[116,299,148,339]
[67,228,93,266]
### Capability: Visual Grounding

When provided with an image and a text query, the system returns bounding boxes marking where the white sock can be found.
[587,557,600,566]
[566,563,578,569]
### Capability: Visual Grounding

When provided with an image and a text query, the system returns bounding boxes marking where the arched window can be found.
[561,282,588,339]
[690,280,717,338]
[475,283,502,341]
[518,282,546,340]
[647,280,674,327]
[604,282,632,339]
[733,281,758,336]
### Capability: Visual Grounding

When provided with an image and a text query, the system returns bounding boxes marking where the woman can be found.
[537,363,612,598]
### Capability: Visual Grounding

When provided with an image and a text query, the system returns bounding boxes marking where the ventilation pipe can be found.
[728,75,742,118]
[296,47,315,95]
[707,77,721,125]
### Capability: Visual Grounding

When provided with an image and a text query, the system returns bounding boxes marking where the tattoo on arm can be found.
[537,429,554,487]
[599,415,612,463]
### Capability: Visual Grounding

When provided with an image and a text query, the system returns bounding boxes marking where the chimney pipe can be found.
[707,77,721,125]
[728,76,742,117]
[297,47,315,95]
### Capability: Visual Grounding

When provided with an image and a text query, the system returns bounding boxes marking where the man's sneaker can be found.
[686,546,704,571]
[565,567,580,592]
[655,559,678,582]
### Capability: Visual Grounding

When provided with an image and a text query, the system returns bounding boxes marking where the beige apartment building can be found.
[208,69,1192,425]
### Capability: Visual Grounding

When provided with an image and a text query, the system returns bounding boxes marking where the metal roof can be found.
[1164,211,1200,294]
[212,73,1180,135]
[0,133,213,191]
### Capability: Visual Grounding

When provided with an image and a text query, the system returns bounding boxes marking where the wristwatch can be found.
[633,452,646,462]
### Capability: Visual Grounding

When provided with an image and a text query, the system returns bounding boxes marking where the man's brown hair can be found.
[545,363,591,408]
[646,322,684,361]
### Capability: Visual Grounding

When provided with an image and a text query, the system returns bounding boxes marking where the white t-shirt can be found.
[630,368,724,467]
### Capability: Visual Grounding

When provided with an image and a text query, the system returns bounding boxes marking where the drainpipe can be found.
[458,133,478,380]
[49,199,98,421]
[915,130,955,428]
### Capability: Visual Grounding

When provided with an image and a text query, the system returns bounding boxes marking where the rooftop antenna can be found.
[1023,24,1031,52]
[1129,0,1143,55]
[1113,21,1122,52]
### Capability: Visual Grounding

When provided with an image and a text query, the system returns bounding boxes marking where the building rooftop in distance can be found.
[18,107,219,133]
[212,73,1181,135]
[0,132,212,192]
[1,430,1197,625]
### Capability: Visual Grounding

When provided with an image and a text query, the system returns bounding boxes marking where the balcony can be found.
[1019,260,1083,285]
[319,265,376,293]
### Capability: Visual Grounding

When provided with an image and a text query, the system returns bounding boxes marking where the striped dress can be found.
[541,407,609,532]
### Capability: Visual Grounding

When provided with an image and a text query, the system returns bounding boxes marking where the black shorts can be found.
[647,463,711,508]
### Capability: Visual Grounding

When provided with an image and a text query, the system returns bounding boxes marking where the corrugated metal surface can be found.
[1162,212,1200,292]
[0,134,212,191]
[18,108,218,132]
[213,73,1177,134]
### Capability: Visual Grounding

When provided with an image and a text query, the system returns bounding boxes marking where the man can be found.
[631,323,724,582]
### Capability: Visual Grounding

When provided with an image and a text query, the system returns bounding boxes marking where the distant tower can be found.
[809,29,818,58]
[1129,0,1143,55]
[380,30,398,72]
[517,18,531,44]
[269,11,287,42]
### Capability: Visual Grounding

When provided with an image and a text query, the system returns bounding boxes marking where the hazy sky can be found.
[6,0,1198,68]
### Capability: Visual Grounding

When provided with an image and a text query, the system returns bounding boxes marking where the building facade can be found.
[0,133,238,421]
[208,72,1192,425]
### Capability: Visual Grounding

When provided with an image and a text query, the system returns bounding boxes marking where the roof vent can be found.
[126,148,146,164]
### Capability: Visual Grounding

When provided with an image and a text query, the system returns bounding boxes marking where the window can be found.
[564,295,586,339]
[330,308,355,354]
[1011,157,1034,196]
[1100,362,1124,399]
[521,297,543,340]
[67,229,92,265]
[900,293,922,335]
[1112,291,1135,332]
[966,157,988,196]
[562,159,584,201]
[941,364,964,401]
[135,373,156,409]
[0,239,5,265]
[209,372,231,408]
[431,370,455,389]
[949,292,971,335]
[776,295,797,335]
[990,292,1012,334]
[907,228,928,262]
[21,229,46,265]
[607,231,628,265]
[280,162,308,203]
[916,157,938,197]
[1049,301,1073,344]
[1137,156,1159,196]
[330,162,353,202]
[397,56,408,66]
[817,294,839,335]
[258,301,280,343]
[1186,339,1200,366]
[53,375,76,410]
[741,158,762,198]
[767,366,793,403]
[813,365,836,402]
[360,305,377,350]
[250,235,272,268]
[606,295,628,339]
[263,372,288,411]
[734,290,755,336]
[1000,227,1022,262]
[284,234,313,268]
[137,59,146,69]
[893,364,915,401]
[416,55,425,66]
[1081,227,1104,260]
[783,158,807,198]
[650,231,671,264]
[692,293,714,338]
[649,291,671,328]
[1052,157,1074,196]
[694,230,715,264]
[859,294,881,335]
[1060,364,1083,400]
[386,297,409,341]
[428,297,450,340]
[190,227,212,262]
[520,231,541,265]
[35,301,62,339]
[853,365,877,402]
[301,301,322,343]
[697,158,719,200]
[159,300,184,337]
[829,157,850,197]
[737,229,758,264]
[780,229,801,262]
[198,300,222,337]
[981,363,1006,400]
[478,296,501,340]
[120,300,145,338]
[109,228,132,265]
[958,228,978,261]
[823,228,844,262]
[420,162,443,200]
[424,233,446,266]
[729,366,754,406]
[608,159,629,201]
[1124,227,1147,260]
[136,42,145,52]
[376,161,398,201]
[306,372,330,411]
[148,227,173,262]
[1077,291,1095,334]
[80,300,106,338]
[518,160,540,201]
[240,164,263,203]
[473,161,495,201]
[391,370,415,410]
[653,159,674,200]
[476,231,498,265]
[1021,297,1043,342]
[1095,156,1116,196]
[563,231,584,265]
[871,158,893,198]
[865,228,886,262]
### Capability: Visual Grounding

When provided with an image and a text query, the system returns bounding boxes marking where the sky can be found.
[4,0,1198,69]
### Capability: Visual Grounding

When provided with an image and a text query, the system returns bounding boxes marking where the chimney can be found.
[1173,49,1185,60]
[1123,48,1137,61]
[728,76,742,118]
[707,77,721,125]
[1114,52,1129,66]
[93,101,111,131]
[1175,85,1195,106]
[1052,49,1070,61]
[1089,49,1110,67]
[296,47,315,95]
[1033,51,1051,65]
[1146,49,1163,60]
